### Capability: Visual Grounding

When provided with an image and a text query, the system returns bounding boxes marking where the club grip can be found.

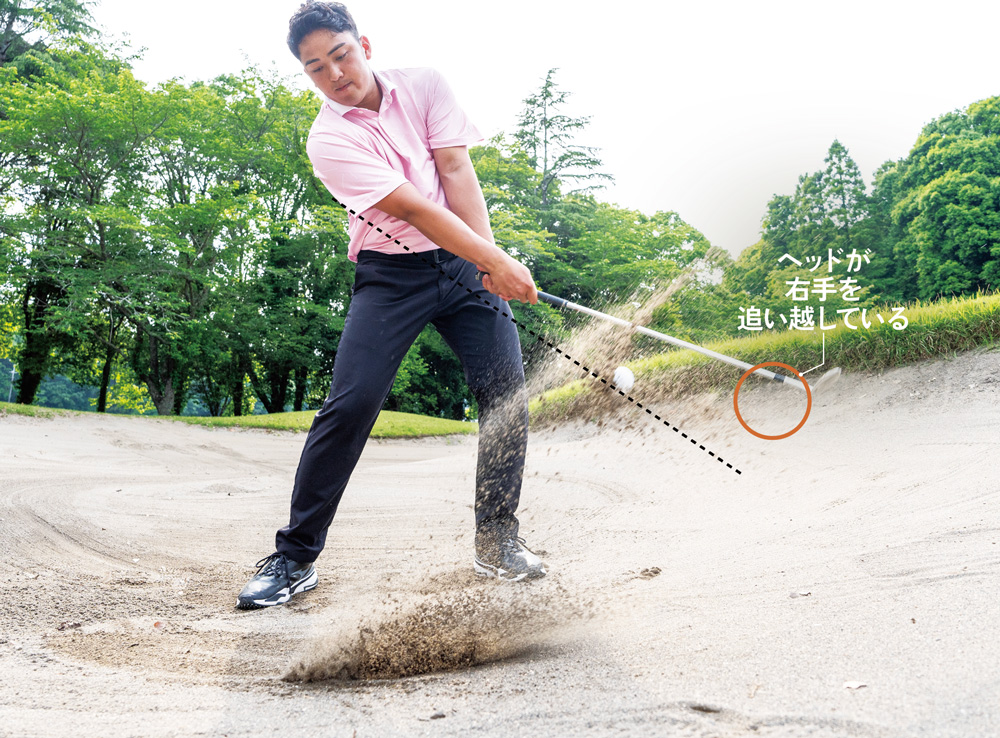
[537,291,568,308]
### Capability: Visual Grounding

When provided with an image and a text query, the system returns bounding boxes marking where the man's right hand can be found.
[478,252,538,305]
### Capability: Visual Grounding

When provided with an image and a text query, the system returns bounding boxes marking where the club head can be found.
[811,367,842,395]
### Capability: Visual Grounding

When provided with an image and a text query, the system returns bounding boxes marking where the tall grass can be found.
[531,292,1000,422]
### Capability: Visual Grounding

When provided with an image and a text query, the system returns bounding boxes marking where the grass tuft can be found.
[0,401,70,418]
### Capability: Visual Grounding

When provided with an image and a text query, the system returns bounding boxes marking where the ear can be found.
[359,35,373,60]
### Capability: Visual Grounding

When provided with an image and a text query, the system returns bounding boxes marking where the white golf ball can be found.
[613,366,635,392]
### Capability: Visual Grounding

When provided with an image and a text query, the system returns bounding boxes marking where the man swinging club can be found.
[237,1,546,609]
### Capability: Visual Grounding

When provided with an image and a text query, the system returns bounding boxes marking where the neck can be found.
[357,73,382,112]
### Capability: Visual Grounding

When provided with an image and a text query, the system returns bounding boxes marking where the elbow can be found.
[436,159,467,180]
[400,196,434,227]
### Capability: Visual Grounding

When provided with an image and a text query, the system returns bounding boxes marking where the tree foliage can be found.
[889,98,1000,299]
[10,22,997,420]
[1,41,352,415]
[726,113,1000,309]
[0,0,95,67]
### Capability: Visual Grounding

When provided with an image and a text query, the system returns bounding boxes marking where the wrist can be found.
[477,244,507,272]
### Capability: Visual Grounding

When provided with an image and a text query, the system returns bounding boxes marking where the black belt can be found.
[357,248,457,265]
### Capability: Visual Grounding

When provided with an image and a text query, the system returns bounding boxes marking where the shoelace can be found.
[253,553,286,576]
[501,536,530,554]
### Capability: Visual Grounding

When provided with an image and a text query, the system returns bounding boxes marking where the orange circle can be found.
[733,362,812,440]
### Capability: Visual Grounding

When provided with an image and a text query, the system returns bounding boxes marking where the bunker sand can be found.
[1,350,999,737]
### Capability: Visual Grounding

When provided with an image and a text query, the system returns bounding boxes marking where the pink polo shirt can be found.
[306,67,483,262]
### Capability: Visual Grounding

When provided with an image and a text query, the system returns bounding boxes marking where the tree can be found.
[856,159,905,302]
[514,68,612,212]
[0,0,95,68]
[889,96,1000,299]
[383,328,476,419]
[726,140,903,306]
[205,72,352,415]
[909,169,999,297]
[562,203,713,306]
[1,52,355,416]
[132,72,351,416]
[821,140,868,248]
[0,44,176,406]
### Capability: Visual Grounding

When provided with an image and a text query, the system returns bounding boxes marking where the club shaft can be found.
[537,291,807,392]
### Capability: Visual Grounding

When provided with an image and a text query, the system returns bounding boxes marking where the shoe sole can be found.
[235,569,318,610]
[474,558,547,582]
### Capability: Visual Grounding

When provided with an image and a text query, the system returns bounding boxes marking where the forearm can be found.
[437,160,495,246]
[373,179,536,303]
[404,197,506,272]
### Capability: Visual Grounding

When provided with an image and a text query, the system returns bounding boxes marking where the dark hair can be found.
[287,2,360,60]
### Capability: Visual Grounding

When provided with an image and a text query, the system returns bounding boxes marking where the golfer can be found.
[238,1,545,609]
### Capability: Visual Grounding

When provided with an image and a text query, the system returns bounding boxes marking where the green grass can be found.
[172,409,476,437]
[0,401,476,438]
[0,401,69,418]
[531,291,1000,422]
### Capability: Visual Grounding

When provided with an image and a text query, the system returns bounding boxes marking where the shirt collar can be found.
[322,70,395,116]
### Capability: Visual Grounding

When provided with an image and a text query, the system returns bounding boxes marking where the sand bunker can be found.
[2,350,999,737]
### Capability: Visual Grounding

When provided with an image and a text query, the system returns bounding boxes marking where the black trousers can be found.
[274,249,528,563]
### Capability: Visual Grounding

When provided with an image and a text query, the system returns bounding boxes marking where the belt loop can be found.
[432,249,441,264]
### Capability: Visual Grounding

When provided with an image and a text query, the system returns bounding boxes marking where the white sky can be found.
[93,0,1000,258]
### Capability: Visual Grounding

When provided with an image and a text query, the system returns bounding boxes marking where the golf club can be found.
[536,291,842,394]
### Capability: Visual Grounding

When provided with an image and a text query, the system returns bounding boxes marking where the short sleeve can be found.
[307,128,410,215]
[424,69,483,150]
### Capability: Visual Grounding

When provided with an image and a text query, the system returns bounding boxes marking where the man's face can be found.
[300,29,380,111]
